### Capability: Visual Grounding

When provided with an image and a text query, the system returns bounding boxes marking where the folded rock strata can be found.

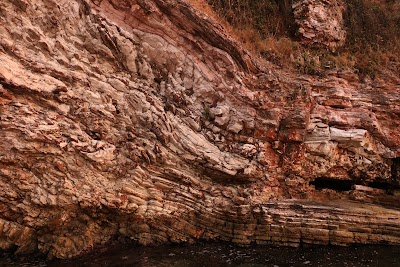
[0,0,399,259]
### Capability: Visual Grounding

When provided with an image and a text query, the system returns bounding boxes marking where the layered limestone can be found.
[0,0,399,259]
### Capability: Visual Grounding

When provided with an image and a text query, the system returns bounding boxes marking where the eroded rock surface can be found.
[293,0,347,51]
[0,0,399,259]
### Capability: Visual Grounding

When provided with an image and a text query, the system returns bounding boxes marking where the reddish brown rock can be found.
[0,0,399,259]
[293,0,347,51]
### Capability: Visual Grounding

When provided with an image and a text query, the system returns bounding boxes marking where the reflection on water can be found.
[1,243,400,267]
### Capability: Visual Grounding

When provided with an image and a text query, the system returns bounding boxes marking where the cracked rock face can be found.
[293,0,347,51]
[0,0,400,259]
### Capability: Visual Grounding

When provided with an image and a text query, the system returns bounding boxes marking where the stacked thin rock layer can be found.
[0,0,399,259]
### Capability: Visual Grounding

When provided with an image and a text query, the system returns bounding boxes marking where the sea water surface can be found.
[1,243,400,267]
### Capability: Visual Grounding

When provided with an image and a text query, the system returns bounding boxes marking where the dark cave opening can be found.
[311,177,400,193]
[310,178,354,191]
[367,181,393,191]
[392,157,400,184]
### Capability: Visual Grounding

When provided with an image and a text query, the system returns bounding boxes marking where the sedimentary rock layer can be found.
[0,0,399,259]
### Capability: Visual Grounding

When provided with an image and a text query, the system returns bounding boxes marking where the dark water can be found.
[1,243,400,267]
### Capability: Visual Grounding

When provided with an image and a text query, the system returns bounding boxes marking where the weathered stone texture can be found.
[0,0,399,259]
[293,0,347,51]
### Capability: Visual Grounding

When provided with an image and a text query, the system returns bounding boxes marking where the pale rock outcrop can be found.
[0,0,399,259]
[293,0,347,51]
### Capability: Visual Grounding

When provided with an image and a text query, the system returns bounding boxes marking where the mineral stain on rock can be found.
[0,0,399,260]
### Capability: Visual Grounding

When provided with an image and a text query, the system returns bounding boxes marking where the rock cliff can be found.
[293,0,347,51]
[0,0,400,259]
